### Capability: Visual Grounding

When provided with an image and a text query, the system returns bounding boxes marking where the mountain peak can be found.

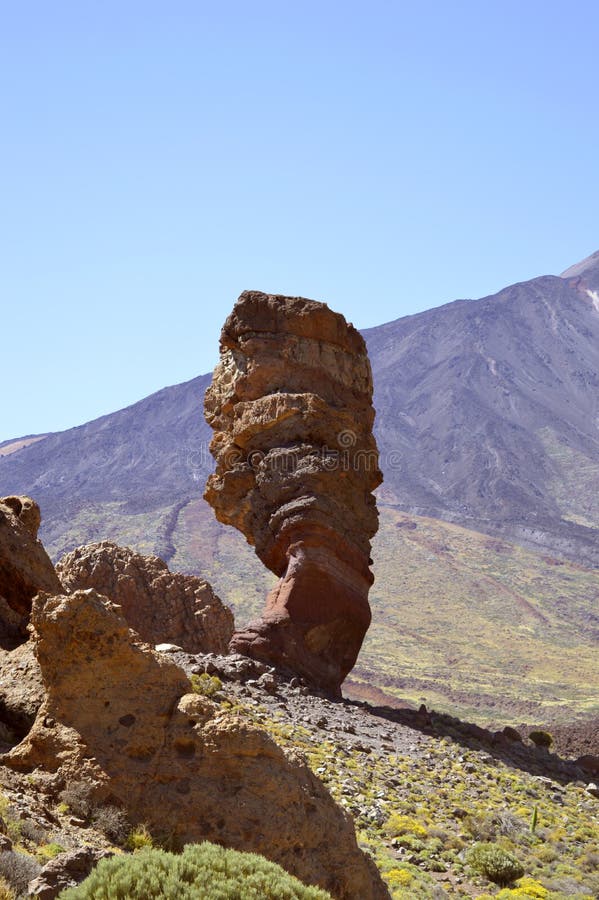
[560,248,599,279]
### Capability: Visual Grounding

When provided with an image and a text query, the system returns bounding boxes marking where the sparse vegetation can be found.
[190,673,222,697]
[91,805,130,844]
[242,697,599,898]
[126,823,154,851]
[351,508,599,725]
[36,841,66,861]
[58,781,94,820]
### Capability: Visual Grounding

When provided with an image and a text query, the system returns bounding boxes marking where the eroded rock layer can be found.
[5,589,388,900]
[57,541,233,654]
[204,292,382,694]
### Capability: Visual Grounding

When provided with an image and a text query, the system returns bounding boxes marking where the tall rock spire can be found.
[204,291,382,695]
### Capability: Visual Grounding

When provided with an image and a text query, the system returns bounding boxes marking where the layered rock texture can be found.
[6,589,387,900]
[0,496,61,644]
[204,292,382,695]
[57,541,233,654]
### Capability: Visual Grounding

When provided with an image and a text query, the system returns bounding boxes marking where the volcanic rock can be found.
[57,541,233,654]
[6,589,388,899]
[0,640,44,740]
[0,496,61,627]
[204,291,382,695]
[28,847,113,899]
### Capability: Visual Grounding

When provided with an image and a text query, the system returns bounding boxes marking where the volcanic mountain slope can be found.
[0,374,211,561]
[1,250,599,722]
[366,251,599,567]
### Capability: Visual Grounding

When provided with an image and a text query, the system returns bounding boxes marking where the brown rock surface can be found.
[57,541,233,654]
[0,640,44,740]
[28,847,113,899]
[0,496,61,624]
[6,589,388,900]
[204,291,382,695]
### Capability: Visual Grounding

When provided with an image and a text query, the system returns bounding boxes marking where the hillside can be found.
[2,644,598,899]
[352,510,598,725]
[163,498,599,725]
[366,261,599,567]
[1,250,599,725]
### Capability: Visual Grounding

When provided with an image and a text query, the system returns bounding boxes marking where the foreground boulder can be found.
[57,541,233,654]
[0,496,61,632]
[5,589,388,900]
[28,847,112,899]
[204,292,382,695]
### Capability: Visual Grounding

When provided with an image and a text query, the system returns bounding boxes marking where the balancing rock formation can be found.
[204,291,382,695]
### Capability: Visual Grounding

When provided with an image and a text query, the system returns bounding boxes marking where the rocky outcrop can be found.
[6,589,388,900]
[0,496,61,634]
[57,541,233,654]
[28,847,113,899]
[204,292,382,695]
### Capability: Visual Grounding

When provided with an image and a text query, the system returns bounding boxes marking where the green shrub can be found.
[126,823,154,851]
[57,841,332,899]
[392,834,426,852]
[190,673,222,698]
[466,841,525,886]
[528,730,553,749]
[37,842,66,861]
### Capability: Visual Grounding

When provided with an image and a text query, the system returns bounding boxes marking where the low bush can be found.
[37,842,66,862]
[91,805,130,844]
[126,824,154,851]
[386,866,413,887]
[0,850,42,896]
[466,841,524,886]
[57,841,332,899]
[190,673,222,697]
[496,876,549,897]
[58,782,94,819]
[384,814,428,838]
[528,731,553,749]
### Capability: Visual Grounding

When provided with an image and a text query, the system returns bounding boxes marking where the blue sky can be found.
[2,1,598,441]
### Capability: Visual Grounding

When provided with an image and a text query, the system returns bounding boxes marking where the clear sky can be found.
[2,0,598,441]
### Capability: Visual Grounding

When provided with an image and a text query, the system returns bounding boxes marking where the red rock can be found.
[204,292,382,695]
